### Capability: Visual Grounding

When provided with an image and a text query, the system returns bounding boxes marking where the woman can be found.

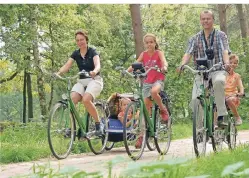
[56,30,104,136]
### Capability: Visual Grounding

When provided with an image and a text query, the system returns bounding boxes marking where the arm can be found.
[220,32,229,65]
[127,52,144,72]
[237,75,244,96]
[158,51,168,72]
[90,55,101,77]
[176,36,195,72]
[57,58,74,75]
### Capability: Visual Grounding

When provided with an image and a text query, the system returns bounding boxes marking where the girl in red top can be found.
[127,33,169,122]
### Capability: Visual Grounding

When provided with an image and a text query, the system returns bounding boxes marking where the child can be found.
[127,33,169,148]
[225,54,244,125]
[117,97,133,127]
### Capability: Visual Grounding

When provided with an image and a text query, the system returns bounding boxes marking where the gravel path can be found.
[1,130,248,178]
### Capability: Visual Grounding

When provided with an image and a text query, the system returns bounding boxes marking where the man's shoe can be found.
[217,116,228,127]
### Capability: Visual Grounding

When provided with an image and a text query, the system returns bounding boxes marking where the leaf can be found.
[221,161,244,177]
[185,175,210,178]
[231,168,249,176]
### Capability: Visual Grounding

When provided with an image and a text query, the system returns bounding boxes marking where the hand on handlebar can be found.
[176,65,184,73]
[52,72,61,79]
[89,71,97,78]
[161,66,168,74]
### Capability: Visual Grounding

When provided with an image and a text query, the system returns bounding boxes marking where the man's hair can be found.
[75,29,89,43]
[200,10,215,20]
[229,54,239,63]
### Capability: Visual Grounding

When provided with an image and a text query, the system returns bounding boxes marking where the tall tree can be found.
[30,5,48,121]
[130,4,144,58]
[217,4,228,34]
[236,4,249,53]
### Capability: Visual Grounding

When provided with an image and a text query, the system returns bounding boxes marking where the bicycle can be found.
[116,62,172,160]
[213,94,244,152]
[182,62,225,157]
[47,70,108,159]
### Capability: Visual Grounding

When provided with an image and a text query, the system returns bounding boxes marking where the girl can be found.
[225,54,244,125]
[127,33,169,148]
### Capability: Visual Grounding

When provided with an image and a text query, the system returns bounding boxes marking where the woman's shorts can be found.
[71,75,103,99]
[142,80,164,98]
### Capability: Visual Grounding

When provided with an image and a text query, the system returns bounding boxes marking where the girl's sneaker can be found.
[235,117,242,126]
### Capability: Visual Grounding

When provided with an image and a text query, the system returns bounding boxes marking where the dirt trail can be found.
[1,130,249,178]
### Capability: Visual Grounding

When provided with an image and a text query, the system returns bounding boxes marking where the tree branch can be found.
[0,71,19,84]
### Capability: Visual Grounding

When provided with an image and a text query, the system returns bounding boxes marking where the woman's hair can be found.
[229,54,239,63]
[143,33,160,50]
[75,29,89,43]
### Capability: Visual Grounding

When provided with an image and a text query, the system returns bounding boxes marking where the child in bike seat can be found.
[118,97,134,127]
[225,54,244,126]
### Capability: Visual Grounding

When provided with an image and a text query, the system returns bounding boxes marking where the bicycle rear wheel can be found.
[227,116,237,150]
[48,102,76,159]
[123,101,146,160]
[154,97,172,155]
[87,102,108,155]
[193,99,207,157]
[146,134,156,151]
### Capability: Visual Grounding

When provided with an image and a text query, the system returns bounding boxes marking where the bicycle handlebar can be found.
[54,70,91,80]
[116,66,161,78]
[182,62,224,75]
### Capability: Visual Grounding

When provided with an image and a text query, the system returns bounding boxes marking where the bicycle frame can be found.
[183,63,224,139]
[134,77,156,138]
[62,77,89,137]
[198,75,215,138]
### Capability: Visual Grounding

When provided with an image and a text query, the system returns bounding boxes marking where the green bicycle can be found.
[182,62,224,157]
[117,63,172,160]
[47,70,108,159]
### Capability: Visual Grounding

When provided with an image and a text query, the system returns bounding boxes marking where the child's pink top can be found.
[142,50,165,84]
[225,72,240,96]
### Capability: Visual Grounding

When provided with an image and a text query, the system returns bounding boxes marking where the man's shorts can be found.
[71,75,103,99]
[142,80,164,98]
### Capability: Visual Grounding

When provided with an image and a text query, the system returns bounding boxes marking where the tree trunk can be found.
[236,4,249,53]
[217,4,227,34]
[23,70,27,123]
[27,72,33,122]
[130,4,144,58]
[48,22,55,111]
[245,5,249,34]
[30,5,48,121]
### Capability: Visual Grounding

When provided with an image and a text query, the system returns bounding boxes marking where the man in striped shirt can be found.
[177,10,230,125]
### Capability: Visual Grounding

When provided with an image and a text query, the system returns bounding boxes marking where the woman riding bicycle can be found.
[55,29,104,136]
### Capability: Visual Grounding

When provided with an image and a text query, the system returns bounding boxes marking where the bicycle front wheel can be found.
[193,99,207,157]
[123,101,146,161]
[87,102,108,155]
[48,102,76,159]
[154,98,172,155]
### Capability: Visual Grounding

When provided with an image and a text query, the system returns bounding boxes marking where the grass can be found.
[119,144,249,178]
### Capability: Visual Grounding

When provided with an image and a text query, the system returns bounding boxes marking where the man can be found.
[177,10,230,124]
